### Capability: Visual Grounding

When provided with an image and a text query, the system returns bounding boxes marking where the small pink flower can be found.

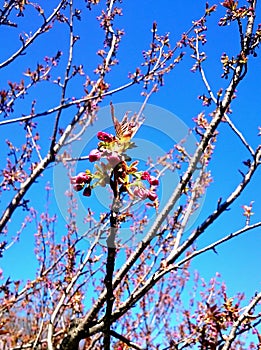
[107,152,121,167]
[97,131,114,142]
[133,187,148,200]
[89,149,101,162]
[242,201,254,217]
[77,172,91,183]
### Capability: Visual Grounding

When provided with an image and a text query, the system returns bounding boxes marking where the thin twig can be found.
[175,221,261,269]
[110,330,145,350]
[195,34,255,157]
[221,291,261,350]
[47,225,103,348]
[26,124,43,162]
[166,147,261,265]
[49,0,75,151]
[0,1,66,69]
[172,168,205,253]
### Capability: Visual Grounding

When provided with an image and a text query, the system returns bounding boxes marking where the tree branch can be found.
[49,0,75,151]
[110,329,145,350]
[0,1,66,69]
[103,200,119,350]
[175,221,261,269]
[166,146,261,265]
[104,147,261,331]
[195,33,255,157]
[221,291,261,350]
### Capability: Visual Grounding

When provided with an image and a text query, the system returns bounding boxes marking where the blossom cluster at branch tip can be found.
[242,201,254,225]
[141,171,159,186]
[70,171,92,196]
[71,126,159,207]
[242,201,254,218]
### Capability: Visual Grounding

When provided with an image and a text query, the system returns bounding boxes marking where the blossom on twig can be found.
[242,201,254,225]
[71,108,159,208]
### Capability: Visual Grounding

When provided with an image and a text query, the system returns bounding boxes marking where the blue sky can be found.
[0,0,261,324]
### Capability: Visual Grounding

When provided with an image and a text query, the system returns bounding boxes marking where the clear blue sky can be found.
[0,0,261,311]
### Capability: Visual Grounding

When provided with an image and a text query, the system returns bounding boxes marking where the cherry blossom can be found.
[72,118,159,206]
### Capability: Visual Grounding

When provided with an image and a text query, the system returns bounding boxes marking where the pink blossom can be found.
[107,152,121,167]
[242,201,254,217]
[89,149,101,162]
[141,172,159,186]
[133,186,149,200]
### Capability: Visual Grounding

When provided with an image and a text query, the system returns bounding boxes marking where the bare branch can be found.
[195,34,255,156]
[167,146,261,265]
[110,329,145,350]
[175,221,261,269]
[0,1,66,69]
[50,0,75,151]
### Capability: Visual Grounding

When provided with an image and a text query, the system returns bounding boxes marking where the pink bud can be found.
[70,177,76,185]
[141,171,150,181]
[83,186,92,197]
[97,131,114,142]
[73,184,84,191]
[149,176,159,186]
[71,172,91,185]
[89,149,101,162]
[147,190,157,201]
[76,172,91,184]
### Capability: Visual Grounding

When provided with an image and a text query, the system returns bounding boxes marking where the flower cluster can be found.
[71,128,159,207]
[70,171,92,197]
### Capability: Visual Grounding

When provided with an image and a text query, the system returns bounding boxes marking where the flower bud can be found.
[71,172,91,186]
[97,131,114,142]
[76,172,91,184]
[73,184,84,191]
[147,190,157,201]
[89,149,101,162]
[149,176,159,186]
[141,171,150,181]
[83,186,92,197]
